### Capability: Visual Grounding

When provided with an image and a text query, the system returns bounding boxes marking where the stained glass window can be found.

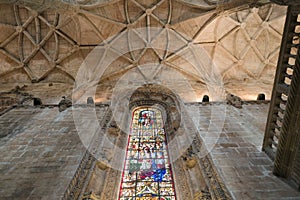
[118,108,177,200]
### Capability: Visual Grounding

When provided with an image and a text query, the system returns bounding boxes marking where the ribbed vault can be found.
[0,0,287,103]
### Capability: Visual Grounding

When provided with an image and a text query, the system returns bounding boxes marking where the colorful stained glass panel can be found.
[118,108,177,200]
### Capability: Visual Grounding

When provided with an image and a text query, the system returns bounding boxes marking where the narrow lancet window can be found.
[118,107,177,200]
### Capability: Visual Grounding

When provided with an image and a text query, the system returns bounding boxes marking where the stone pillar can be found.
[274,45,300,182]
[263,2,300,189]
[262,5,298,153]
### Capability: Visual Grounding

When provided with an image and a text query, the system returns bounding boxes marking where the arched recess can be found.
[64,84,232,200]
[129,84,181,137]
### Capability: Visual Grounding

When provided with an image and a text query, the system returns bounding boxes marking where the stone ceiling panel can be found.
[0,68,31,83]
[59,50,90,79]
[0,1,288,102]
[0,27,15,44]
[40,68,75,84]
[0,53,19,75]
[127,0,145,23]
[81,12,126,42]
[27,51,52,80]
[138,48,160,65]
[171,0,214,24]
[195,4,286,87]
[83,0,127,23]
[2,35,19,59]
[57,15,80,44]
[76,15,104,45]
[165,51,202,80]
[152,0,170,24]
[170,12,216,41]
[102,56,134,79]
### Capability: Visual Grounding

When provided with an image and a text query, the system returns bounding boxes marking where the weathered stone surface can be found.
[1,103,300,199]
[186,157,197,169]
[185,103,300,199]
[0,106,108,199]
[226,93,243,108]
[0,1,298,199]
[58,97,72,112]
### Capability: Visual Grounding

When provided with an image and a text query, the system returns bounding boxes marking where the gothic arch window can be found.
[118,107,177,200]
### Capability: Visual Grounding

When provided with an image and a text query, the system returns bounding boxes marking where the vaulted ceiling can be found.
[0,0,287,103]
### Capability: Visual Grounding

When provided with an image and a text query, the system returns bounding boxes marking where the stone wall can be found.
[0,106,108,199]
[185,102,300,199]
[1,102,300,199]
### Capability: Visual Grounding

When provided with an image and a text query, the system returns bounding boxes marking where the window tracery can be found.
[118,107,177,200]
